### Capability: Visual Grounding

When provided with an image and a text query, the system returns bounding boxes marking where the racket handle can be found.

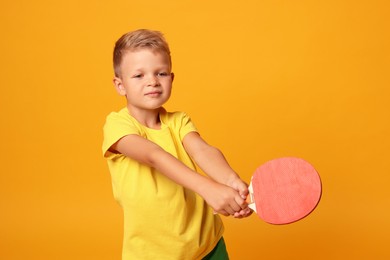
[248,182,257,213]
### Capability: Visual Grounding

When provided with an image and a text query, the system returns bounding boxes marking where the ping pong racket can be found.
[248,157,321,224]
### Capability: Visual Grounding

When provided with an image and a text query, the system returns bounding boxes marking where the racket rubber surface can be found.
[251,157,321,224]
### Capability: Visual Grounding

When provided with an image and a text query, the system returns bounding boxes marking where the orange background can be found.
[1,0,389,259]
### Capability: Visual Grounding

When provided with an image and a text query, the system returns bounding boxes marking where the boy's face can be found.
[113,49,173,113]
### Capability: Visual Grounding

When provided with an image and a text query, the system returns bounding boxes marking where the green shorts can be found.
[202,237,229,260]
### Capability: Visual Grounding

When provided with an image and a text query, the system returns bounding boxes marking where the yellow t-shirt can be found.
[102,107,224,260]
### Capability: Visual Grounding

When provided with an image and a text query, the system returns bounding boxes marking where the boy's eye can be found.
[132,74,143,78]
[158,72,168,77]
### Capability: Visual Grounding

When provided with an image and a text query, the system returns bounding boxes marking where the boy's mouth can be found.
[145,91,162,96]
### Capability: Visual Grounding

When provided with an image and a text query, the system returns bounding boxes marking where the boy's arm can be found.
[110,134,246,216]
[183,132,252,218]
[182,132,247,194]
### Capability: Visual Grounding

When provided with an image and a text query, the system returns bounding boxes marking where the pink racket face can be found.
[250,157,322,224]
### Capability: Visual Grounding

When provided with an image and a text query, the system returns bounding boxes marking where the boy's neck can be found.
[127,106,162,130]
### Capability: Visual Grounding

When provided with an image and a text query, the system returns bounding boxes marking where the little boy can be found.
[102,29,251,260]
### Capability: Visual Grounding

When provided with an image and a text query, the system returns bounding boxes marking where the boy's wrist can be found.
[195,176,214,196]
[224,173,241,187]
[225,173,249,198]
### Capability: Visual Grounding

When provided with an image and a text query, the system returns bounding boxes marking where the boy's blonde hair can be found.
[113,29,172,77]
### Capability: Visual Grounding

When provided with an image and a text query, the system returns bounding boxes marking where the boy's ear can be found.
[171,72,175,82]
[113,77,126,96]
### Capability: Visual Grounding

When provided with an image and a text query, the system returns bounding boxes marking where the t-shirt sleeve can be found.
[178,112,198,141]
[102,112,141,158]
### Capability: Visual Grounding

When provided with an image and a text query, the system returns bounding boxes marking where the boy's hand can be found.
[226,175,253,218]
[199,179,248,216]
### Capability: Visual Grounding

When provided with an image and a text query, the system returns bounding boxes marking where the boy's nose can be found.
[147,75,159,86]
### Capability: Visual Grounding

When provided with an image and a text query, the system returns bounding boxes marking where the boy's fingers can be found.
[234,208,252,218]
[234,182,249,199]
[234,195,248,210]
[230,200,242,213]
[243,208,253,217]
[233,212,243,218]
[239,185,249,197]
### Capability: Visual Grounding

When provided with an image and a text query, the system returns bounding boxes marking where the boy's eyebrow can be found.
[131,65,170,71]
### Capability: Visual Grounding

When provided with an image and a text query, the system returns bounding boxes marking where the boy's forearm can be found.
[192,145,240,185]
[112,135,212,195]
[112,134,246,215]
[147,147,247,216]
[148,146,215,195]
